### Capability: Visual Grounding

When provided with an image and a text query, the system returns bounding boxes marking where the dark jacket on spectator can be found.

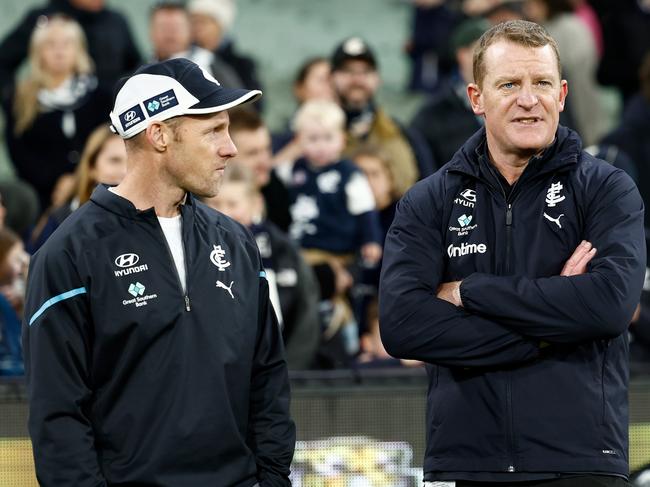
[601,93,650,226]
[0,293,23,376]
[0,0,142,92]
[597,0,650,101]
[2,78,112,211]
[252,220,320,369]
[410,79,482,168]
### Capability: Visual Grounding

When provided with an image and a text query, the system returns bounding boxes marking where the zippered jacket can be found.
[379,126,645,479]
[23,185,295,487]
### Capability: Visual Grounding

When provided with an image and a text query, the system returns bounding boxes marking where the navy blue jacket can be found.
[23,186,295,487]
[380,126,645,480]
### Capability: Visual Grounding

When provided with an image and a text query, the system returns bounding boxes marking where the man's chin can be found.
[340,94,371,111]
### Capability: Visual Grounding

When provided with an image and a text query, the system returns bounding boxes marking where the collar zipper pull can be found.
[184,295,191,312]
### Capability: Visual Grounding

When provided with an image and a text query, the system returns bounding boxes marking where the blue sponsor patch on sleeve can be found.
[144,89,179,115]
[119,104,145,131]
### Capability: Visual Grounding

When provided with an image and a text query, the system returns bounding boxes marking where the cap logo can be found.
[343,37,367,56]
[147,100,160,112]
[119,104,145,131]
[144,89,179,115]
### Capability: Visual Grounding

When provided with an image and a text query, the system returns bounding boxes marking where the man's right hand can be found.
[560,240,596,276]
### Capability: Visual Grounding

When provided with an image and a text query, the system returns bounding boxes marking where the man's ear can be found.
[558,79,568,112]
[145,122,169,152]
[467,83,485,116]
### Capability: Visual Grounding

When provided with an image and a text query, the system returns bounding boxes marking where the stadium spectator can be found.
[276,99,383,363]
[596,0,650,102]
[0,228,28,376]
[293,57,336,104]
[188,0,263,96]
[572,0,604,57]
[205,165,321,370]
[229,108,292,232]
[463,0,527,23]
[277,99,382,265]
[410,18,488,168]
[1,15,112,213]
[0,180,40,238]
[405,0,461,94]
[149,1,242,88]
[330,37,435,196]
[601,51,650,226]
[350,144,399,334]
[381,20,645,485]
[523,0,609,145]
[28,124,127,252]
[0,0,141,93]
[356,298,421,369]
[271,56,335,166]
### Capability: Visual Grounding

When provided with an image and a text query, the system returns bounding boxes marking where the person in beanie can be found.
[22,58,295,487]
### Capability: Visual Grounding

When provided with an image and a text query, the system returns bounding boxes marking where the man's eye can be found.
[501,82,515,89]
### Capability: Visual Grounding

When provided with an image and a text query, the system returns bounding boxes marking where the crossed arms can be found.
[379,171,645,368]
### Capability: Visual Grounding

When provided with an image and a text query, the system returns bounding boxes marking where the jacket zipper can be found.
[505,204,513,275]
[601,340,610,424]
[452,155,573,472]
[157,217,191,312]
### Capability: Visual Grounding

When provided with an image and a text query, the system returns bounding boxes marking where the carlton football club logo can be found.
[210,245,231,271]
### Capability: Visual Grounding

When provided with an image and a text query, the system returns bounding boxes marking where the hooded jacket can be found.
[23,185,295,487]
[380,126,645,481]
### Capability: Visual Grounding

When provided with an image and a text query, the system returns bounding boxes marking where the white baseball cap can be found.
[109,58,262,139]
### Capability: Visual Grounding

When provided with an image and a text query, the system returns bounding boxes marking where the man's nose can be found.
[517,88,539,109]
[220,135,238,159]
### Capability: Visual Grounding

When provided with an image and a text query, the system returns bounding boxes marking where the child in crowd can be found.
[204,165,321,370]
[276,99,383,361]
[352,144,400,242]
[356,298,421,369]
[351,145,401,334]
[0,228,29,376]
[277,99,383,263]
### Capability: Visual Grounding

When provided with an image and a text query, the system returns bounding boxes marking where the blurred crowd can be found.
[0,0,649,374]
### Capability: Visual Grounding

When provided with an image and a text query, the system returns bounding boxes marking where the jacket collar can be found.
[448,124,582,180]
[89,184,197,222]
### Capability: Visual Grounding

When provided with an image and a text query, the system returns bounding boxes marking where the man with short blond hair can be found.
[381,20,644,487]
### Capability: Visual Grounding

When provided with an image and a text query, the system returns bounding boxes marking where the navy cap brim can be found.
[185,87,262,114]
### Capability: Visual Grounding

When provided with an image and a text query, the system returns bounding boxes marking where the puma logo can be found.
[543,212,564,229]
[216,280,234,299]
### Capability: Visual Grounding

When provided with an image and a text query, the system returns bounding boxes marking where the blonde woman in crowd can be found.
[2,14,112,213]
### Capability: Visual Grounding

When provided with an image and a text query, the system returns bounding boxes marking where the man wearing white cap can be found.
[22,58,295,487]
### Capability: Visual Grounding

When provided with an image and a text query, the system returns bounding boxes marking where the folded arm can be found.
[459,171,646,343]
[379,185,541,368]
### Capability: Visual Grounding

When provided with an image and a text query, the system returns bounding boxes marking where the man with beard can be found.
[330,37,435,198]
